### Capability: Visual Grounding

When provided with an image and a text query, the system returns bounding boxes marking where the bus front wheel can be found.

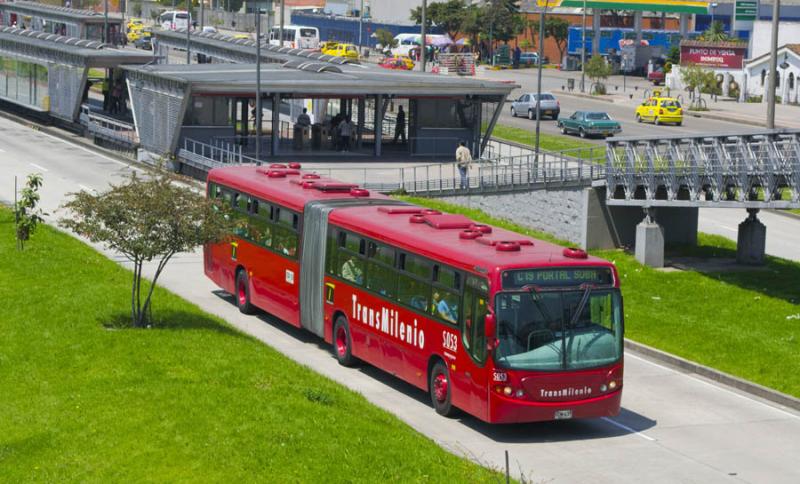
[333,317,356,367]
[429,360,456,417]
[235,269,256,315]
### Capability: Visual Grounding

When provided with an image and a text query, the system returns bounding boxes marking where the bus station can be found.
[0,1,123,43]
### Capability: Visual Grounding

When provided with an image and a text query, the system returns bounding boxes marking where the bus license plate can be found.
[554,410,573,420]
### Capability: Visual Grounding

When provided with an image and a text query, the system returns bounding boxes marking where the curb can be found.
[767,209,800,221]
[624,339,800,413]
[686,110,769,128]
[556,91,617,104]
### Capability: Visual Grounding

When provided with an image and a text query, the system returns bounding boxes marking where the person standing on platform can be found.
[393,105,406,144]
[455,140,472,189]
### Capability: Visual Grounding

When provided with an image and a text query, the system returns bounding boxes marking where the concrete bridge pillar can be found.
[679,13,689,37]
[635,208,665,268]
[737,209,766,265]
[634,11,643,44]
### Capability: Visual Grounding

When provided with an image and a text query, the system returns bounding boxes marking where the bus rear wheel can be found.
[333,317,356,367]
[235,269,256,315]
[429,360,456,417]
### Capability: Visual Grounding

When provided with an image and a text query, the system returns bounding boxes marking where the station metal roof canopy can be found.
[0,1,121,22]
[124,63,517,97]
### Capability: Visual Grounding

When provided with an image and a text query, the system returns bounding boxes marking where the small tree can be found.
[410,0,467,40]
[545,17,569,63]
[699,21,732,42]
[681,63,721,108]
[374,28,397,51]
[585,55,611,94]
[14,173,46,251]
[60,172,235,328]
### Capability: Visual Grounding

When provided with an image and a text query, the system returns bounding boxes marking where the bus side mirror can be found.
[484,314,498,351]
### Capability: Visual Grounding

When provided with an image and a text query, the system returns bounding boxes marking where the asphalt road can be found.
[479,68,761,144]
[2,116,800,483]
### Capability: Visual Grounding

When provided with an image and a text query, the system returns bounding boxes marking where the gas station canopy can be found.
[534,0,709,14]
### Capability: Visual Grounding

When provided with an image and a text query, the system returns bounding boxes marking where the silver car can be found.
[510,92,560,120]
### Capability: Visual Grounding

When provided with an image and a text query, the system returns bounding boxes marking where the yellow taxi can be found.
[127,18,145,31]
[233,33,251,40]
[322,43,359,59]
[126,18,145,43]
[635,96,683,126]
[320,41,338,52]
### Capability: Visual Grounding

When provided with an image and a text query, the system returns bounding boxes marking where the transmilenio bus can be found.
[205,165,624,423]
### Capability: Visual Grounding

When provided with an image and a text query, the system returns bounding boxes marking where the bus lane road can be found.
[1,117,799,483]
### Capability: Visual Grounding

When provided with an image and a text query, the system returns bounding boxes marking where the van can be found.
[390,33,450,58]
[268,25,320,49]
[159,10,190,31]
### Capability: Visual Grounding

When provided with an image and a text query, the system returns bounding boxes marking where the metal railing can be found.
[606,131,800,207]
[79,105,139,148]
[178,137,605,195]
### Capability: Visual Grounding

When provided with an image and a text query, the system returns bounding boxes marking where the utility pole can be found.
[103,0,108,43]
[186,0,192,64]
[535,5,547,168]
[358,0,364,49]
[766,0,781,129]
[255,7,262,164]
[421,0,427,72]
[200,0,205,31]
[581,0,586,92]
[279,0,285,48]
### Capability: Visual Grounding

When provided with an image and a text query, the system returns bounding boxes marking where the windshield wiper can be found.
[564,284,595,367]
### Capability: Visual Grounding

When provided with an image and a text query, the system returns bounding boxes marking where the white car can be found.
[510,92,560,120]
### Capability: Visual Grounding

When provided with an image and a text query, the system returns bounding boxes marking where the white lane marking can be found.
[31,129,131,168]
[719,225,738,232]
[601,416,657,442]
[627,352,800,420]
[29,162,49,172]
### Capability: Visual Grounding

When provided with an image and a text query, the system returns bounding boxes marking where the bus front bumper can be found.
[487,389,622,424]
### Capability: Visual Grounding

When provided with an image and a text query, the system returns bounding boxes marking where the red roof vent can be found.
[459,229,483,239]
[475,238,533,248]
[270,163,288,169]
[283,169,301,175]
[423,214,473,229]
[313,181,359,192]
[378,206,424,214]
[422,209,442,215]
[496,241,521,252]
[409,214,426,224]
[350,188,370,197]
[288,162,302,169]
[563,247,588,259]
[267,170,287,178]
[471,224,492,234]
[302,173,320,179]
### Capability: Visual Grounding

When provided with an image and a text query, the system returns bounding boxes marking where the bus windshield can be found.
[494,289,622,371]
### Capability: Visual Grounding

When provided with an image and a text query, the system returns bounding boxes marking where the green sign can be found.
[734,0,757,30]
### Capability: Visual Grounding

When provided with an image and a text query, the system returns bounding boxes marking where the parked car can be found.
[322,42,359,59]
[510,92,560,120]
[232,33,251,40]
[558,111,622,138]
[133,29,153,50]
[648,66,666,85]
[379,56,414,70]
[635,96,683,126]
[518,52,548,66]
[201,25,218,34]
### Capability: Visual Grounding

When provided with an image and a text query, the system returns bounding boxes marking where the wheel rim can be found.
[237,277,246,306]
[433,372,449,403]
[335,325,347,357]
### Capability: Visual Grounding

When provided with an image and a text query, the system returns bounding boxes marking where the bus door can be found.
[451,275,490,418]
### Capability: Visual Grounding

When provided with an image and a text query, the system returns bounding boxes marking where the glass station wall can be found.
[0,56,49,110]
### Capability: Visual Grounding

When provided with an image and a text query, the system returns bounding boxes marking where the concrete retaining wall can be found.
[441,185,699,250]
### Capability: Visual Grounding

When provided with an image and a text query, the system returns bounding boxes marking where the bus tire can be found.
[235,269,256,315]
[429,360,456,417]
[333,317,356,367]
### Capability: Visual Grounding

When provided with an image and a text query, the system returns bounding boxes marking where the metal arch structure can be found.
[605,130,800,209]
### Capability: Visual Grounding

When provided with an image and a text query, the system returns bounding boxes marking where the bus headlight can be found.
[609,381,618,390]
[503,386,513,396]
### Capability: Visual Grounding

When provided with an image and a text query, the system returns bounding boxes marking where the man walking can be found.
[393,105,406,144]
[455,140,472,189]
[339,117,354,152]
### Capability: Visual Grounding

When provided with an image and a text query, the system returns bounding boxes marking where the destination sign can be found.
[502,268,613,289]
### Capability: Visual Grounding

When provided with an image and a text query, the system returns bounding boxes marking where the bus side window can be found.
[337,232,364,285]
[365,241,397,298]
[325,228,339,275]
[397,253,431,312]
[462,275,488,364]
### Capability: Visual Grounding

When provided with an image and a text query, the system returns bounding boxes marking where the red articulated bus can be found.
[205,164,624,424]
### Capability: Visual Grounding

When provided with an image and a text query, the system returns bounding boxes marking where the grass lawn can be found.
[402,197,800,398]
[790,209,800,216]
[491,124,601,160]
[0,208,503,482]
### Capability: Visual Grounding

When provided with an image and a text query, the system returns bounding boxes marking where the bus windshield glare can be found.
[493,288,623,371]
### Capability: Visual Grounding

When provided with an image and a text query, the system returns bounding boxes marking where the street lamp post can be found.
[581,0,586,92]
[421,0,427,72]
[103,0,108,43]
[534,4,548,167]
[710,2,718,26]
[255,7,262,164]
[279,0,285,48]
[766,0,781,128]
[358,0,364,49]
[186,1,192,64]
